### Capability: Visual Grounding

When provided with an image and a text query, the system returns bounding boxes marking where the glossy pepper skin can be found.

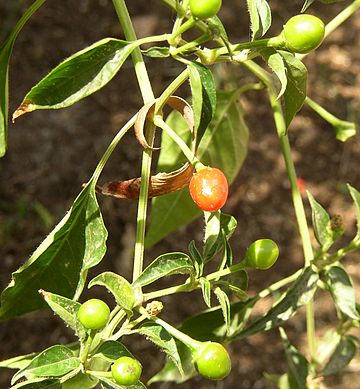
[282,14,325,54]
[77,299,110,330]
[189,167,229,212]
[245,239,279,270]
[189,0,222,20]
[111,356,142,385]
[193,342,232,380]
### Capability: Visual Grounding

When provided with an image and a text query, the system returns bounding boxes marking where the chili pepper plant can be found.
[0,0,360,388]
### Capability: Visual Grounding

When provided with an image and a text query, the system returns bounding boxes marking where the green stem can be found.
[112,0,156,283]
[242,59,317,361]
[305,96,339,125]
[171,33,210,56]
[155,68,190,112]
[154,117,197,164]
[91,114,137,185]
[169,17,196,46]
[315,240,360,269]
[138,307,202,351]
[103,309,127,338]
[80,330,96,365]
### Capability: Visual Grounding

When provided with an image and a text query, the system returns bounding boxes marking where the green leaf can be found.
[204,213,237,261]
[322,335,357,376]
[188,62,216,147]
[93,340,133,362]
[280,51,308,129]
[62,372,98,389]
[301,0,316,12]
[89,272,134,313]
[203,211,221,259]
[137,322,184,376]
[146,90,249,246]
[141,46,170,58]
[99,377,146,389]
[13,38,138,119]
[246,0,272,40]
[11,378,60,389]
[180,298,258,342]
[348,184,360,242]
[0,352,38,371]
[216,271,248,301]
[316,329,341,366]
[307,191,334,251]
[279,328,309,389]
[259,48,287,98]
[0,181,107,320]
[188,240,204,277]
[132,252,194,288]
[264,373,293,389]
[40,291,86,341]
[234,267,319,339]
[12,345,80,384]
[148,342,195,385]
[214,287,231,336]
[325,265,360,320]
[0,0,47,157]
[199,277,212,308]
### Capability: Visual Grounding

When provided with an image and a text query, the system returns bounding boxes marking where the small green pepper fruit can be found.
[77,299,110,330]
[244,239,279,270]
[111,356,142,386]
[282,14,325,54]
[189,0,222,20]
[193,341,231,380]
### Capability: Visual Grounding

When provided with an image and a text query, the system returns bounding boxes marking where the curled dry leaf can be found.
[96,162,194,200]
[134,95,194,150]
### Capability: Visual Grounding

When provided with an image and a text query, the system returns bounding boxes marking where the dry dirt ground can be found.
[0,1,360,388]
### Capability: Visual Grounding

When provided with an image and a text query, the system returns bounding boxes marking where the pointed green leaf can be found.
[93,340,133,362]
[301,0,316,12]
[203,211,221,259]
[99,377,146,389]
[322,336,357,376]
[188,240,204,277]
[325,265,360,320]
[40,291,86,341]
[235,267,319,339]
[89,272,134,312]
[188,62,216,146]
[12,345,80,384]
[0,181,107,320]
[137,322,183,376]
[307,191,334,251]
[13,38,138,119]
[348,184,360,242]
[0,0,47,157]
[259,48,287,98]
[132,252,194,288]
[11,378,60,389]
[246,0,272,40]
[62,372,98,389]
[146,90,249,246]
[214,287,231,335]
[204,213,237,262]
[279,328,309,389]
[199,277,212,308]
[316,329,342,366]
[148,342,195,385]
[0,352,38,371]
[216,271,248,301]
[180,298,258,342]
[280,51,308,129]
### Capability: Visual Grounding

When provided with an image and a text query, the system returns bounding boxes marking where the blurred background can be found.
[0,0,359,387]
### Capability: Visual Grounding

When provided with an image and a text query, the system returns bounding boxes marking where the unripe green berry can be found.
[111,356,142,386]
[282,14,325,54]
[77,299,110,330]
[189,0,222,20]
[245,239,279,270]
[193,342,231,380]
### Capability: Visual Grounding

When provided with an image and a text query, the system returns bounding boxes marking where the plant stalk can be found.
[112,0,156,282]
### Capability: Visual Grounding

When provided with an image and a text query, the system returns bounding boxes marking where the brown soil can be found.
[0,1,359,388]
